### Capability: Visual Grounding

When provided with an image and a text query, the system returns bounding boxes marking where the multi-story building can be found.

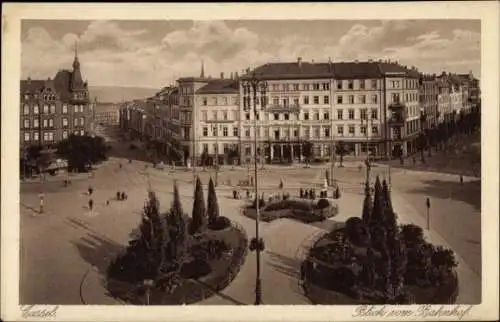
[94,101,120,126]
[419,74,440,129]
[20,49,93,149]
[119,59,479,163]
[240,58,335,164]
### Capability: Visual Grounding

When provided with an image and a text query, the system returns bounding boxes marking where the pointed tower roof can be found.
[200,60,205,78]
[71,40,85,90]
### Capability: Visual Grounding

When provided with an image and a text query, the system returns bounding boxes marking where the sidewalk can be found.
[391,192,481,304]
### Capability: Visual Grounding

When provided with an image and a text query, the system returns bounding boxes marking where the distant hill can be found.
[89,86,159,103]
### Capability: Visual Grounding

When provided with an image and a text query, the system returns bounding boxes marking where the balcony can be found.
[388,101,406,110]
[265,104,301,113]
[388,116,405,126]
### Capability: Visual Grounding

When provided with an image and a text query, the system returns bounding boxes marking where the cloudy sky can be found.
[21,19,480,88]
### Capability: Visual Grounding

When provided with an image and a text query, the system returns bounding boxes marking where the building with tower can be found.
[20,44,94,150]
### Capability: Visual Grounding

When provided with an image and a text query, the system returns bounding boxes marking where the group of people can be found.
[299,188,328,200]
[116,191,128,201]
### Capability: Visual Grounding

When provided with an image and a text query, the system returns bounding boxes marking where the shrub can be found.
[208,216,231,231]
[344,217,364,244]
[180,258,212,279]
[316,198,330,210]
[431,246,458,270]
[401,224,426,248]
[190,239,231,261]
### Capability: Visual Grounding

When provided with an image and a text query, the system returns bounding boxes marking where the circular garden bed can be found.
[105,178,248,305]
[243,196,338,223]
[302,176,459,305]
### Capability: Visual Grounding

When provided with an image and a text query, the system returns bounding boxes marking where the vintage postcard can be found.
[1,2,499,322]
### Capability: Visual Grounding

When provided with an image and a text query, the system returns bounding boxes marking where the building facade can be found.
[20,49,93,149]
[119,59,479,164]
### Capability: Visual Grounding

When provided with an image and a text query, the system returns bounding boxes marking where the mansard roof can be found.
[246,60,421,80]
[196,79,239,94]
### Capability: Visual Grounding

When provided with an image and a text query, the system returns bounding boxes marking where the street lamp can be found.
[419,107,427,163]
[211,123,222,186]
[360,113,373,193]
[242,71,268,305]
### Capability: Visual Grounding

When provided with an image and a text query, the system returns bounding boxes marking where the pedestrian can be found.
[89,198,94,210]
[117,191,121,201]
[121,192,126,200]
[119,163,122,169]
[106,200,110,206]
[460,174,464,185]
[246,189,250,199]
[279,179,284,190]
[299,188,304,198]
[88,186,93,196]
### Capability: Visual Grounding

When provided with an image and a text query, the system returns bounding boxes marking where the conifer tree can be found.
[190,176,207,234]
[166,181,188,267]
[361,191,372,226]
[207,177,220,225]
[382,179,398,240]
[138,190,168,279]
[371,176,384,225]
[382,179,394,213]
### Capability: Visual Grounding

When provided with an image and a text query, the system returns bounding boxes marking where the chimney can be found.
[220,72,224,79]
[230,72,233,80]
[297,57,302,68]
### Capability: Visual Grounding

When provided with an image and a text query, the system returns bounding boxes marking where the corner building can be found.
[20,50,93,149]
[241,59,421,162]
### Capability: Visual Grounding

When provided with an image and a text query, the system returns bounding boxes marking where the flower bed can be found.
[302,176,459,305]
[303,226,459,305]
[106,223,248,305]
[243,198,338,223]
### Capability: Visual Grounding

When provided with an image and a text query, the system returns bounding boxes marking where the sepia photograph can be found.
[2,2,499,322]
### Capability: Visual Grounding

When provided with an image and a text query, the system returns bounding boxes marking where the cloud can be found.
[161,21,260,62]
[21,20,481,88]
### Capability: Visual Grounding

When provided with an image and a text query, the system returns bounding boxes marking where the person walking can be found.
[88,185,93,196]
[88,198,94,211]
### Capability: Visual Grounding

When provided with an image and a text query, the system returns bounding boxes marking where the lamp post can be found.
[419,108,427,164]
[242,71,268,305]
[211,123,222,186]
[426,197,431,230]
[360,113,372,192]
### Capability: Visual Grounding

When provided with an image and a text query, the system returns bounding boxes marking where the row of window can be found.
[201,143,239,154]
[201,96,238,106]
[22,104,88,115]
[201,124,380,138]
[244,108,379,121]
[200,108,379,122]
[268,82,330,92]
[23,93,57,101]
[23,130,86,142]
[22,117,85,129]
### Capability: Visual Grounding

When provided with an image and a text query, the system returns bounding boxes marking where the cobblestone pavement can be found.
[20,155,481,305]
